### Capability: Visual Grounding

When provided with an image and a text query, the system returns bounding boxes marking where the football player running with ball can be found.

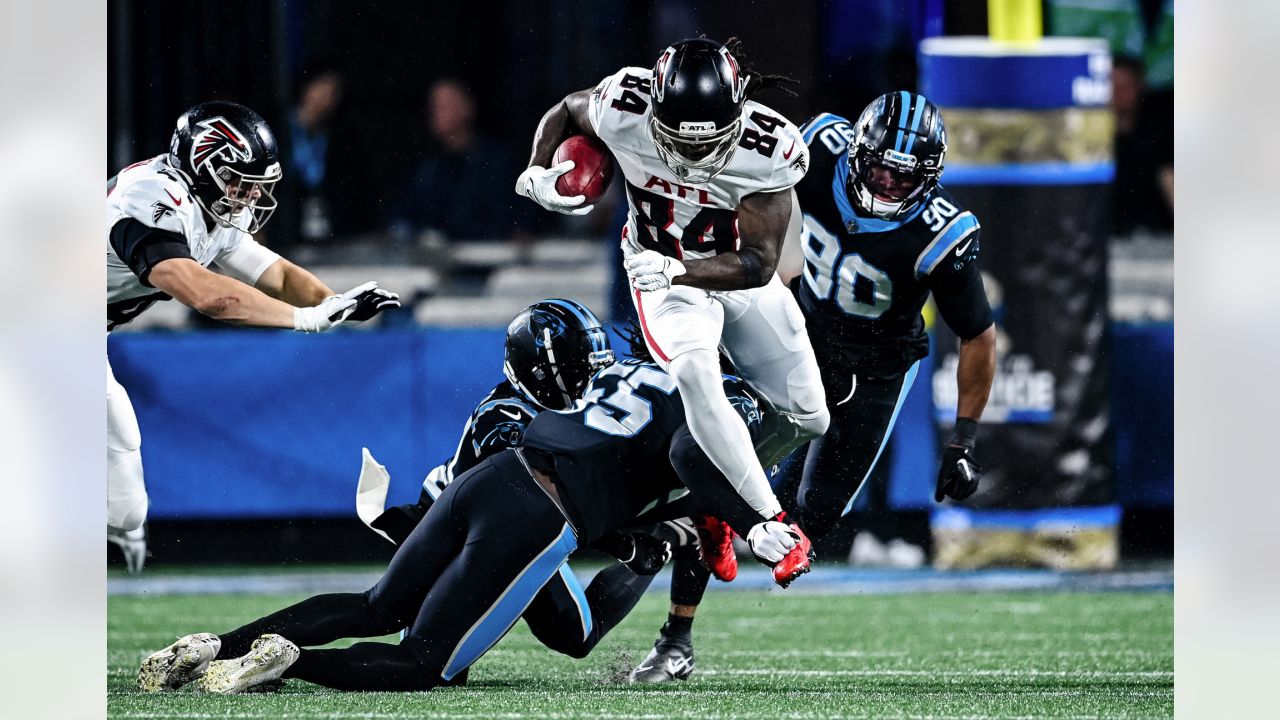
[107,101,400,573]
[517,37,829,601]
[629,93,998,682]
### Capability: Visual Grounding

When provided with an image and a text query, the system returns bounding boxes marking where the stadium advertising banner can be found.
[920,38,1116,568]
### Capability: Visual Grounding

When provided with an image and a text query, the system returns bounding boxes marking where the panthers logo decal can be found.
[531,310,570,348]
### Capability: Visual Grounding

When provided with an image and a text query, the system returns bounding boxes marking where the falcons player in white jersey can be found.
[107,101,399,573]
[517,38,829,582]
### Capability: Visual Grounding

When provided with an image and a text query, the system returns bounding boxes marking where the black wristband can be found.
[739,248,764,288]
[951,417,979,449]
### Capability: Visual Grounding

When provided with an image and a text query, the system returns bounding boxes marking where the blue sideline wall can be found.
[108,324,1171,520]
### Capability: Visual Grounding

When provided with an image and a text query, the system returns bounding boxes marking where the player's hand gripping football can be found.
[625,250,686,292]
[747,513,814,588]
[935,418,982,502]
[515,161,594,216]
[294,281,396,333]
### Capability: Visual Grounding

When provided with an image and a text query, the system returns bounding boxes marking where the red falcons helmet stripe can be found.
[720,47,744,102]
[190,117,253,173]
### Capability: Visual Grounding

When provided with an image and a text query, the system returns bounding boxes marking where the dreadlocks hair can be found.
[617,320,656,364]
[617,319,742,376]
[722,36,799,100]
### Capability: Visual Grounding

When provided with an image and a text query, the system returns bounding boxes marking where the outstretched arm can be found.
[253,258,334,307]
[149,258,300,328]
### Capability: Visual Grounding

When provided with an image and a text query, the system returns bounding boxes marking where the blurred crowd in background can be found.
[109,0,1172,317]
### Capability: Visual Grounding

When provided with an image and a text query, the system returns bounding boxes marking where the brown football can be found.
[553,135,614,204]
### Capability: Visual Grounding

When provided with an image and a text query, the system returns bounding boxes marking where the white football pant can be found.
[632,274,829,517]
[107,360,148,532]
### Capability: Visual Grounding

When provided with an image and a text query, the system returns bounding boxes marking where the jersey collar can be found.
[831,158,926,234]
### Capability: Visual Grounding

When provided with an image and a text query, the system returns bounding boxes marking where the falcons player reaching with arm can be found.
[106,101,399,573]
[517,37,828,590]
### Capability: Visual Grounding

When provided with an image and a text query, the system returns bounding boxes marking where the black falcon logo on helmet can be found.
[189,117,254,177]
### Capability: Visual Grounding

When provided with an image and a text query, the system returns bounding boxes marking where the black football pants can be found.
[785,360,921,539]
[216,450,577,691]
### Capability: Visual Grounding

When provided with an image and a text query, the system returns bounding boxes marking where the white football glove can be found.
[515,161,594,216]
[625,250,686,292]
[746,520,800,564]
[293,281,376,333]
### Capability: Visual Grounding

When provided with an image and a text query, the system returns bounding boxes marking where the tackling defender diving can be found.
[137,302,812,693]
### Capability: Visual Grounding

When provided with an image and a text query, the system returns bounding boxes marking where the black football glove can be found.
[369,502,425,547]
[346,285,401,323]
[935,418,982,502]
[622,533,672,576]
[593,532,672,576]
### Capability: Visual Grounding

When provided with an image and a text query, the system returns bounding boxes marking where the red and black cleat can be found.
[693,515,738,582]
[772,523,814,588]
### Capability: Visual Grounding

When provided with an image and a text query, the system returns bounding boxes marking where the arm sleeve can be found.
[214,232,283,286]
[928,232,994,341]
[108,217,195,287]
[668,424,770,537]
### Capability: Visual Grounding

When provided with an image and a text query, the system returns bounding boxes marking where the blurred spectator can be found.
[389,78,529,244]
[1111,55,1173,236]
[286,70,345,244]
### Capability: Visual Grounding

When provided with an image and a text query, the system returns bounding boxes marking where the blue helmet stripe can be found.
[894,90,912,152]
[544,298,607,354]
[903,93,928,154]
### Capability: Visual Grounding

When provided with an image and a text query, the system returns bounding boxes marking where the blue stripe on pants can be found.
[841,361,920,517]
[442,523,577,680]
[557,564,593,642]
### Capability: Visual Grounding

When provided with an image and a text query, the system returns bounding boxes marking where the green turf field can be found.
[108,585,1172,719]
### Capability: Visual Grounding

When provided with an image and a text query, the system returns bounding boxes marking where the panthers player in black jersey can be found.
[788,91,996,532]
[628,91,996,683]
[138,342,810,693]
[354,299,672,667]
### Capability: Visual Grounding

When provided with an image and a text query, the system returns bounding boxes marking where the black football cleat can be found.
[628,639,695,683]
